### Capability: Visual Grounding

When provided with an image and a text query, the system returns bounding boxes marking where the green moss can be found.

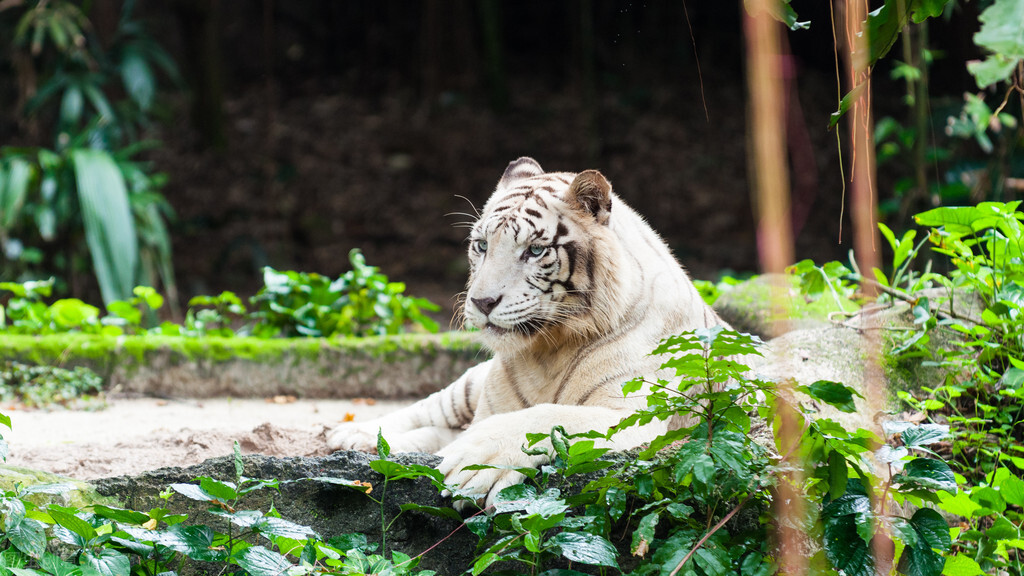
[0,465,120,508]
[0,332,486,392]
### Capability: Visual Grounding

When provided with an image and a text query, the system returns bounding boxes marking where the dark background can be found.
[1,1,987,322]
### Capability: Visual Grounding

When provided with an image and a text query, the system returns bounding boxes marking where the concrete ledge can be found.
[0,332,487,399]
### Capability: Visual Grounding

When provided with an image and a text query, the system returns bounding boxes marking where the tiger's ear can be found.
[499,157,544,185]
[566,170,612,225]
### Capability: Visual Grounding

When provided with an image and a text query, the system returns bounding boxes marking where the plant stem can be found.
[667,491,754,576]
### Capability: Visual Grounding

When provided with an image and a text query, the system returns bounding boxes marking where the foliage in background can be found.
[0,0,179,306]
[0,325,1000,576]
[249,249,440,338]
[0,249,440,338]
[787,202,1024,576]
[0,361,102,409]
[0,438,436,576]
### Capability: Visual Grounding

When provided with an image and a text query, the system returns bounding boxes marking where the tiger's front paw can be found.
[436,431,546,510]
[326,422,381,453]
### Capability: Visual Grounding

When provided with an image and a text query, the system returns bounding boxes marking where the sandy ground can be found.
[2,396,410,480]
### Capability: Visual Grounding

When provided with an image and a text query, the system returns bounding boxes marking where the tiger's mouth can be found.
[483,322,511,335]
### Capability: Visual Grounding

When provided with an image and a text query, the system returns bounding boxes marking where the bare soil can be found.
[3,396,409,480]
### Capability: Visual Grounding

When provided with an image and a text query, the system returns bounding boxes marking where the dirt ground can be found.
[3,396,410,480]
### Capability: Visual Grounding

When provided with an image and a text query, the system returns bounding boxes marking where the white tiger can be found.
[327,157,726,506]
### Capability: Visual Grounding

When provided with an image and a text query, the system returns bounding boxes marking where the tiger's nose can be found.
[471,295,502,316]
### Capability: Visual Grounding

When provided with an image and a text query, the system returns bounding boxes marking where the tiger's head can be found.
[463,157,625,350]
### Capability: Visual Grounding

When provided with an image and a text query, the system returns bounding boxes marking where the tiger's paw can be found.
[326,422,381,453]
[436,431,546,511]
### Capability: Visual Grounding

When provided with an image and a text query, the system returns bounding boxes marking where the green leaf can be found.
[797,380,862,413]
[398,503,463,522]
[941,554,984,576]
[909,508,951,551]
[632,512,659,556]
[828,448,848,500]
[995,470,1024,506]
[901,424,950,449]
[234,546,292,576]
[549,532,618,568]
[48,507,98,542]
[823,514,874,576]
[936,491,981,518]
[974,0,1024,59]
[0,158,33,229]
[968,53,1020,88]
[376,429,390,459]
[472,552,499,576]
[7,518,46,559]
[163,524,224,561]
[894,458,957,493]
[900,545,945,576]
[198,477,237,502]
[169,483,217,503]
[39,552,82,576]
[71,149,138,305]
[120,48,155,111]
[79,549,129,576]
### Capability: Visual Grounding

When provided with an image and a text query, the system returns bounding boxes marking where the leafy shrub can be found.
[0,250,441,339]
[0,361,103,408]
[0,0,179,304]
[249,249,440,338]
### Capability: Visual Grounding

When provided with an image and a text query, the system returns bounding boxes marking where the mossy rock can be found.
[0,464,118,508]
[0,332,487,399]
[714,273,860,337]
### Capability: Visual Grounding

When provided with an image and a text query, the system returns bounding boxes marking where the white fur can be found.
[327,158,726,507]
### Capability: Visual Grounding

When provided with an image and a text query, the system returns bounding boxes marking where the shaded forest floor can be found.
[152,72,852,322]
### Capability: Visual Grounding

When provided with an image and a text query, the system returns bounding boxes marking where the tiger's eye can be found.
[529,245,546,257]
[476,240,488,253]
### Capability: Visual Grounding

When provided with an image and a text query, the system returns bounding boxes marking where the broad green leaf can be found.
[0,158,32,229]
[994,471,1024,506]
[256,516,318,540]
[828,448,848,500]
[823,514,874,576]
[632,512,659,556]
[549,532,618,568]
[899,545,945,576]
[936,491,981,518]
[472,552,499,576]
[234,546,292,576]
[164,524,224,561]
[909,508,951,551]
[901,424,950,449]
[39,552,82,576]
[894,459,957,493]
[169,483,217,502]
[694,544,731,576]
[942,554,984,576]
[974,0,1024,59]
[7,517,46,558]
[198,477,237,502]
[797,380,862,413]
[79,549,129,576]
[968,53,1020,88]
[120,48,155,111]
[71,149,138,305]
[48,299,99,328]
[910,0,952,23]
[48,507,98,542]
